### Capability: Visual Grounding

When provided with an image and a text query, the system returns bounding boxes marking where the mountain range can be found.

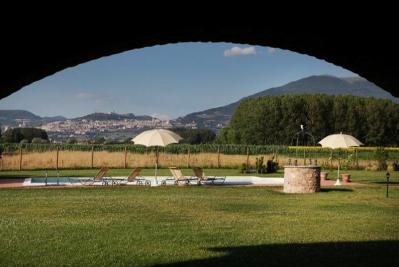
[77,112,152,121]
[0,111,154,128]
[175,75,399,128]
[1,75,397,130]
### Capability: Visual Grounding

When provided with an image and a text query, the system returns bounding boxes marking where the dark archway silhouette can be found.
[1,26,398,99]
[152,241,399,267]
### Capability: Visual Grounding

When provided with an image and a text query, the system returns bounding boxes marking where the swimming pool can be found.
[24,177,82,186]
[23,176,284,187]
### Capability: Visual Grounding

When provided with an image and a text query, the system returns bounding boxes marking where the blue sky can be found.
[0,42,356,119]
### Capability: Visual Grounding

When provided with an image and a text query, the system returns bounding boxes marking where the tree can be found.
[91,137,106,144]
[121,137,133,144]
[0,127,48,143]
[218,94,399,146]
[172,128,216,144]
[31,137,49,144]
[66,137,77,144]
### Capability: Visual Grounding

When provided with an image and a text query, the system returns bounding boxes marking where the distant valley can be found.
[1,75,398,141]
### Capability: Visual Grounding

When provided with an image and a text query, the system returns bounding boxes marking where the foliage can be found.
[31,137,49,144]
[266,160,279,173]
[240,163,249,173]
[66,137,77,144]
[220,94,399,146]
[341,152,354,171]
[120,137,133,144]
[255,156,266,173]
[103,139,122,145]
[392,160,399,171]
[374,147,388,171]
[254,157,278,173]
[172,128,216,144]
[90,137,106,144]
[0,127,48,143]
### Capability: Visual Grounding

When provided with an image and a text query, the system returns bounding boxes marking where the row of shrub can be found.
[240,156,279,174]
[1,143,398,160]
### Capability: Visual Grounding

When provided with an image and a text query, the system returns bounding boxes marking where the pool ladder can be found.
[44,171,60,186]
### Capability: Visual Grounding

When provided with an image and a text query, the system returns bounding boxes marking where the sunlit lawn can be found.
[0,169,399,266]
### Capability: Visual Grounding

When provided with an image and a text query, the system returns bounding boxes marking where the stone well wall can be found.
[284,166,321,193]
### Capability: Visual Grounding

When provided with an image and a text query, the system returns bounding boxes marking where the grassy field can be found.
[0,150,381,170]
[1,176,399,266]
[1,151,272,170]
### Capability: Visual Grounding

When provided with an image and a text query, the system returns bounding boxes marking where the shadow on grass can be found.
[320,188,353,192]
[0,176,30,179]
[373,181,399,185]
[153,240,399,267]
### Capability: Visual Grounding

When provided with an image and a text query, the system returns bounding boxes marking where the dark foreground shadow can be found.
[152,240,399,267]
[0,176,30,180]
[320,188,353,192]
[373,181,399,185]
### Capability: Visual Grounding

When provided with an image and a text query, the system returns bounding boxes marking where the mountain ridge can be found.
[176,75,399,129]
[0,111,154,128]
[73,112,153,121]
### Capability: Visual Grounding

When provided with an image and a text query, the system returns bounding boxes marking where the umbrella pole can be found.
[155,148,159,185]
[335,157,341,186]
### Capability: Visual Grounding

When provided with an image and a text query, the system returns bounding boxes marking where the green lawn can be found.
[1,182,399,266]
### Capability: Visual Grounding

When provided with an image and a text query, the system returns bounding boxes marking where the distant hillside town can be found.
[0,111,198,142]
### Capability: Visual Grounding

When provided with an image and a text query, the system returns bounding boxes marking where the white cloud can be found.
[267,47,276,54]
[224,46,257,57]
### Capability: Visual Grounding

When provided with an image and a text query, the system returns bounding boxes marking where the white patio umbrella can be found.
[132,129,182,184]
[318,132,363,185]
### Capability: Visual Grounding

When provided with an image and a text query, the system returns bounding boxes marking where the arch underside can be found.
[1,26,398,99]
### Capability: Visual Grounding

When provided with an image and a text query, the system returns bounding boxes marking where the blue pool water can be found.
[24,176,284,187]
[30,177,81,185]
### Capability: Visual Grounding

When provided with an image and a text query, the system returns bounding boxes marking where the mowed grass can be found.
[1,184,399,266]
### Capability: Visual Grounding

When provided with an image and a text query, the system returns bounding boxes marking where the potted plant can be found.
[320,171,329,180]
[341,173,351,183]
[340,153,353,183]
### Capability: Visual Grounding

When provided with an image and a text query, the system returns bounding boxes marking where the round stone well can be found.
[283,165,321,193]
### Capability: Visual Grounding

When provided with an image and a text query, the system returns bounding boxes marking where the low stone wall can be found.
[283,166,321,193]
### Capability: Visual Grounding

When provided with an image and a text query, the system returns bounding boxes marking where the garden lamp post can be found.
[386,171,390,198]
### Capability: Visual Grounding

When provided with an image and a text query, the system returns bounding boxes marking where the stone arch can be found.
[1,27,398,99]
